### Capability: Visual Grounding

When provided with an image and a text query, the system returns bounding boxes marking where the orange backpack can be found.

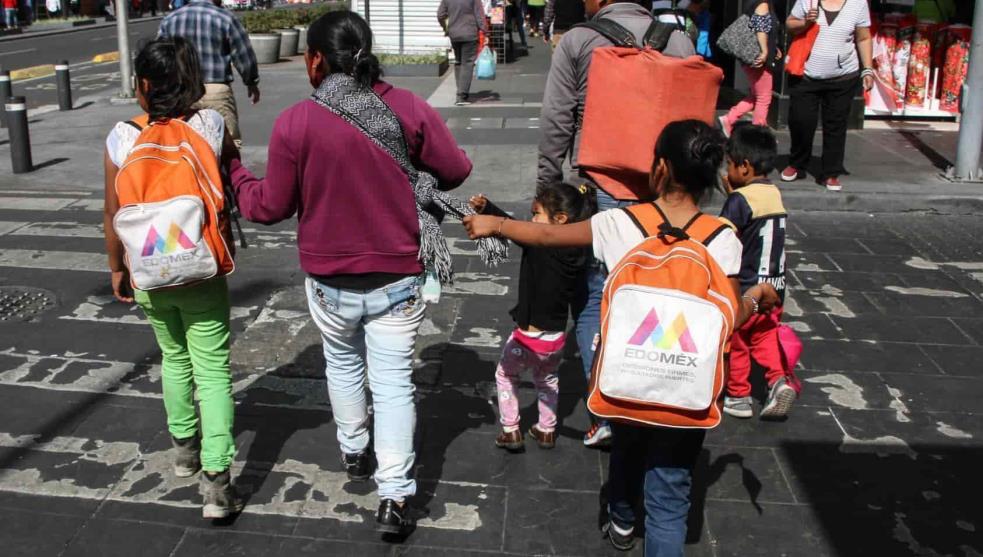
[576,19,723,200]
[113,114,234,290]
[587,203,738,429]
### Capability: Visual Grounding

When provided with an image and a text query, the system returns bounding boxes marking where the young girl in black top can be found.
[470,183,593,451]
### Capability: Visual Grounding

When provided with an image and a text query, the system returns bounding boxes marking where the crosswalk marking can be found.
[0,429,490,531]
[0,197,81,211]
[0,349,330,410]
[0,249,105,272]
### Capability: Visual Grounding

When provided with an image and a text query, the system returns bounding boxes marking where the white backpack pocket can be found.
[598,285,724,411]
[113,195,218,290]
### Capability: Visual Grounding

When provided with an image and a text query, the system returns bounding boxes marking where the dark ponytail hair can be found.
[308,10,382,88]
[654,119,726,202]
[534,182,597,224]
[134,37,205,122]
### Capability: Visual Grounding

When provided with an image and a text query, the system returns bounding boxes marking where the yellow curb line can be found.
[10,64,55,81]
[92,51,119,63]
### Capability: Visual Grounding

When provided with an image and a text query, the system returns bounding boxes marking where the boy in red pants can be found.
[720,124,800,419]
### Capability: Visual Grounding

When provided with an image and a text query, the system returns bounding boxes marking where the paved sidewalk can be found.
[0,45,981,556]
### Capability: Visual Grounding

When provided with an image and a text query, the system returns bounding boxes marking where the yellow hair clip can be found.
[578,184,589,194]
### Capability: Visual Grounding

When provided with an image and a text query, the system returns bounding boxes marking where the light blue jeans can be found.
[305,274,425,502]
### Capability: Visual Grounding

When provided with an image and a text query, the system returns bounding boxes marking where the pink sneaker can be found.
[825,177,842,192]
[780,166,804,182]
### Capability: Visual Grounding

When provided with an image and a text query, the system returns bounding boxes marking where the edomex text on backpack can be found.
[575,18,723,200]
[113,115,234,291]
[588,204,738,429]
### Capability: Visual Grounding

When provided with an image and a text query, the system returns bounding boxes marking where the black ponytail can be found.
[308,10,382,88]
[654,119,726,202]
[134,37,205,122]
[535,182,597,224]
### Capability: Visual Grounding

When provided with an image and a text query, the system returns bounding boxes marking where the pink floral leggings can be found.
[495,331,563,433]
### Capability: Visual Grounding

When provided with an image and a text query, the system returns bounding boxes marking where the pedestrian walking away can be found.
[782,0,874,191]
[719,123,800,420]
[538,0,696,447]
[102,37,242,520]
[720,0,781,134]
[469,184,592,452]
[542,0,585,49]
[438,0,488,105]
[158,0,261,146]
[227,10,481,536]
[464,120,780,556]
[3,0,18,29]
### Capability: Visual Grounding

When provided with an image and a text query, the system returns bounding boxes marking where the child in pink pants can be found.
[471,183,594,450]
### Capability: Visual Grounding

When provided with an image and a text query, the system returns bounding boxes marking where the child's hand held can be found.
[463,215,502,239]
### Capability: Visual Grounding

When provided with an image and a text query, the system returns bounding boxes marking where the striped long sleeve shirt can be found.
[158,1,259,86]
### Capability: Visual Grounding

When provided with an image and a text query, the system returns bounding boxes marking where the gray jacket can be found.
[537,2,696,189]
[438,0,489,43]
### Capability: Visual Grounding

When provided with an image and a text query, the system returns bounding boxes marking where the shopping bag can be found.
[476,46,496,80]
[786,23,819,76]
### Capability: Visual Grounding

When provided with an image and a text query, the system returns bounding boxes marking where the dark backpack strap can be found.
[621,206,649,237]
[124,120,143,132]
[642,21,676,51]
[574,18,639,48]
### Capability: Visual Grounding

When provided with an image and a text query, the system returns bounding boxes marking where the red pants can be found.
[728,308,788,398]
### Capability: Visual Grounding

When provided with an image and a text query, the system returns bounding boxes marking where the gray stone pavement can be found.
[0,44,981,556]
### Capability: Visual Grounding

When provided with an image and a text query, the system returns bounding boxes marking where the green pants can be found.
[135,277,235,472]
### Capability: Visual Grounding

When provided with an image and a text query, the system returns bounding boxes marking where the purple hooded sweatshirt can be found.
[230,81,472,278]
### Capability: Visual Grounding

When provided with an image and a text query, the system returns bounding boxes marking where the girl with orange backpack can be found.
[464,120,780,555]
[103,37,242,520]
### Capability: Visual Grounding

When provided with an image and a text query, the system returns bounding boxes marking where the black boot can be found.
[376,499,415,534]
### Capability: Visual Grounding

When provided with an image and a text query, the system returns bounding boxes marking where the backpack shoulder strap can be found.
[622,203,669,238]
[574,18,639,48]
[685,214,732,247]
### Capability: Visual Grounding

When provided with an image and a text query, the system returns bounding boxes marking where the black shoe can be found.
[342,452,371,482]
[376,499,415,534]
[602,519,636,551]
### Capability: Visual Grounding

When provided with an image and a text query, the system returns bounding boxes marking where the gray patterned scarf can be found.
[311,73,507,284]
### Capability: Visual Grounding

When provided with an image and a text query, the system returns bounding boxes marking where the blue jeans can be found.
[608,424,706,557]
[4,8,17,28]
[306,275,425,502]
[572,189,639,381]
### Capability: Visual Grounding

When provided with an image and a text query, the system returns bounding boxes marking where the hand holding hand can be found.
[463,215,504,239]
[111,270,134,303]
[469,194,489,213]
[748,283,780,313]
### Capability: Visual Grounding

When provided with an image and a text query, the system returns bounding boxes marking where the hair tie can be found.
[354,48,365,62]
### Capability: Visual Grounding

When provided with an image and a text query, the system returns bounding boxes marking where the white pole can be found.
[115,0,134,99]
[953,0,983,180]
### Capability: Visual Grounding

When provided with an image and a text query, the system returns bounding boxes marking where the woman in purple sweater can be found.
[229,11,473,534]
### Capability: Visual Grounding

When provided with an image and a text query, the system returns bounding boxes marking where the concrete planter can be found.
[277,28,300,59]
[250,33,282,65]
[384,60,449,77]
[295,26,308,55]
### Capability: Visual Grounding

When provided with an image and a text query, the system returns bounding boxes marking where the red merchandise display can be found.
[890,16,916,110]
[905,22,934,107]
[940,24,971,113]
[869,20,900,113]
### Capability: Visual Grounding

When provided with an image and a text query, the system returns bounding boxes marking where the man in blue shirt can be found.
[159,0,260,145]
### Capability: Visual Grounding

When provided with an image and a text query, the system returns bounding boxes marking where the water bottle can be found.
[421,267,441,304]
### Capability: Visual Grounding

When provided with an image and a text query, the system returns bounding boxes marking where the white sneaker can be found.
[583,422,612,447]
[723,396,753,419]
[760,377,797,420]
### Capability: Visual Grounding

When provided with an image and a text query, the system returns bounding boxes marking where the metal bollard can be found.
[5,96,33,174]
[55,61,72,112]
[0,70,10,128]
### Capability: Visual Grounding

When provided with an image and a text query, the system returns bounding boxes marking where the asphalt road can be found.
[1,19,161,108]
